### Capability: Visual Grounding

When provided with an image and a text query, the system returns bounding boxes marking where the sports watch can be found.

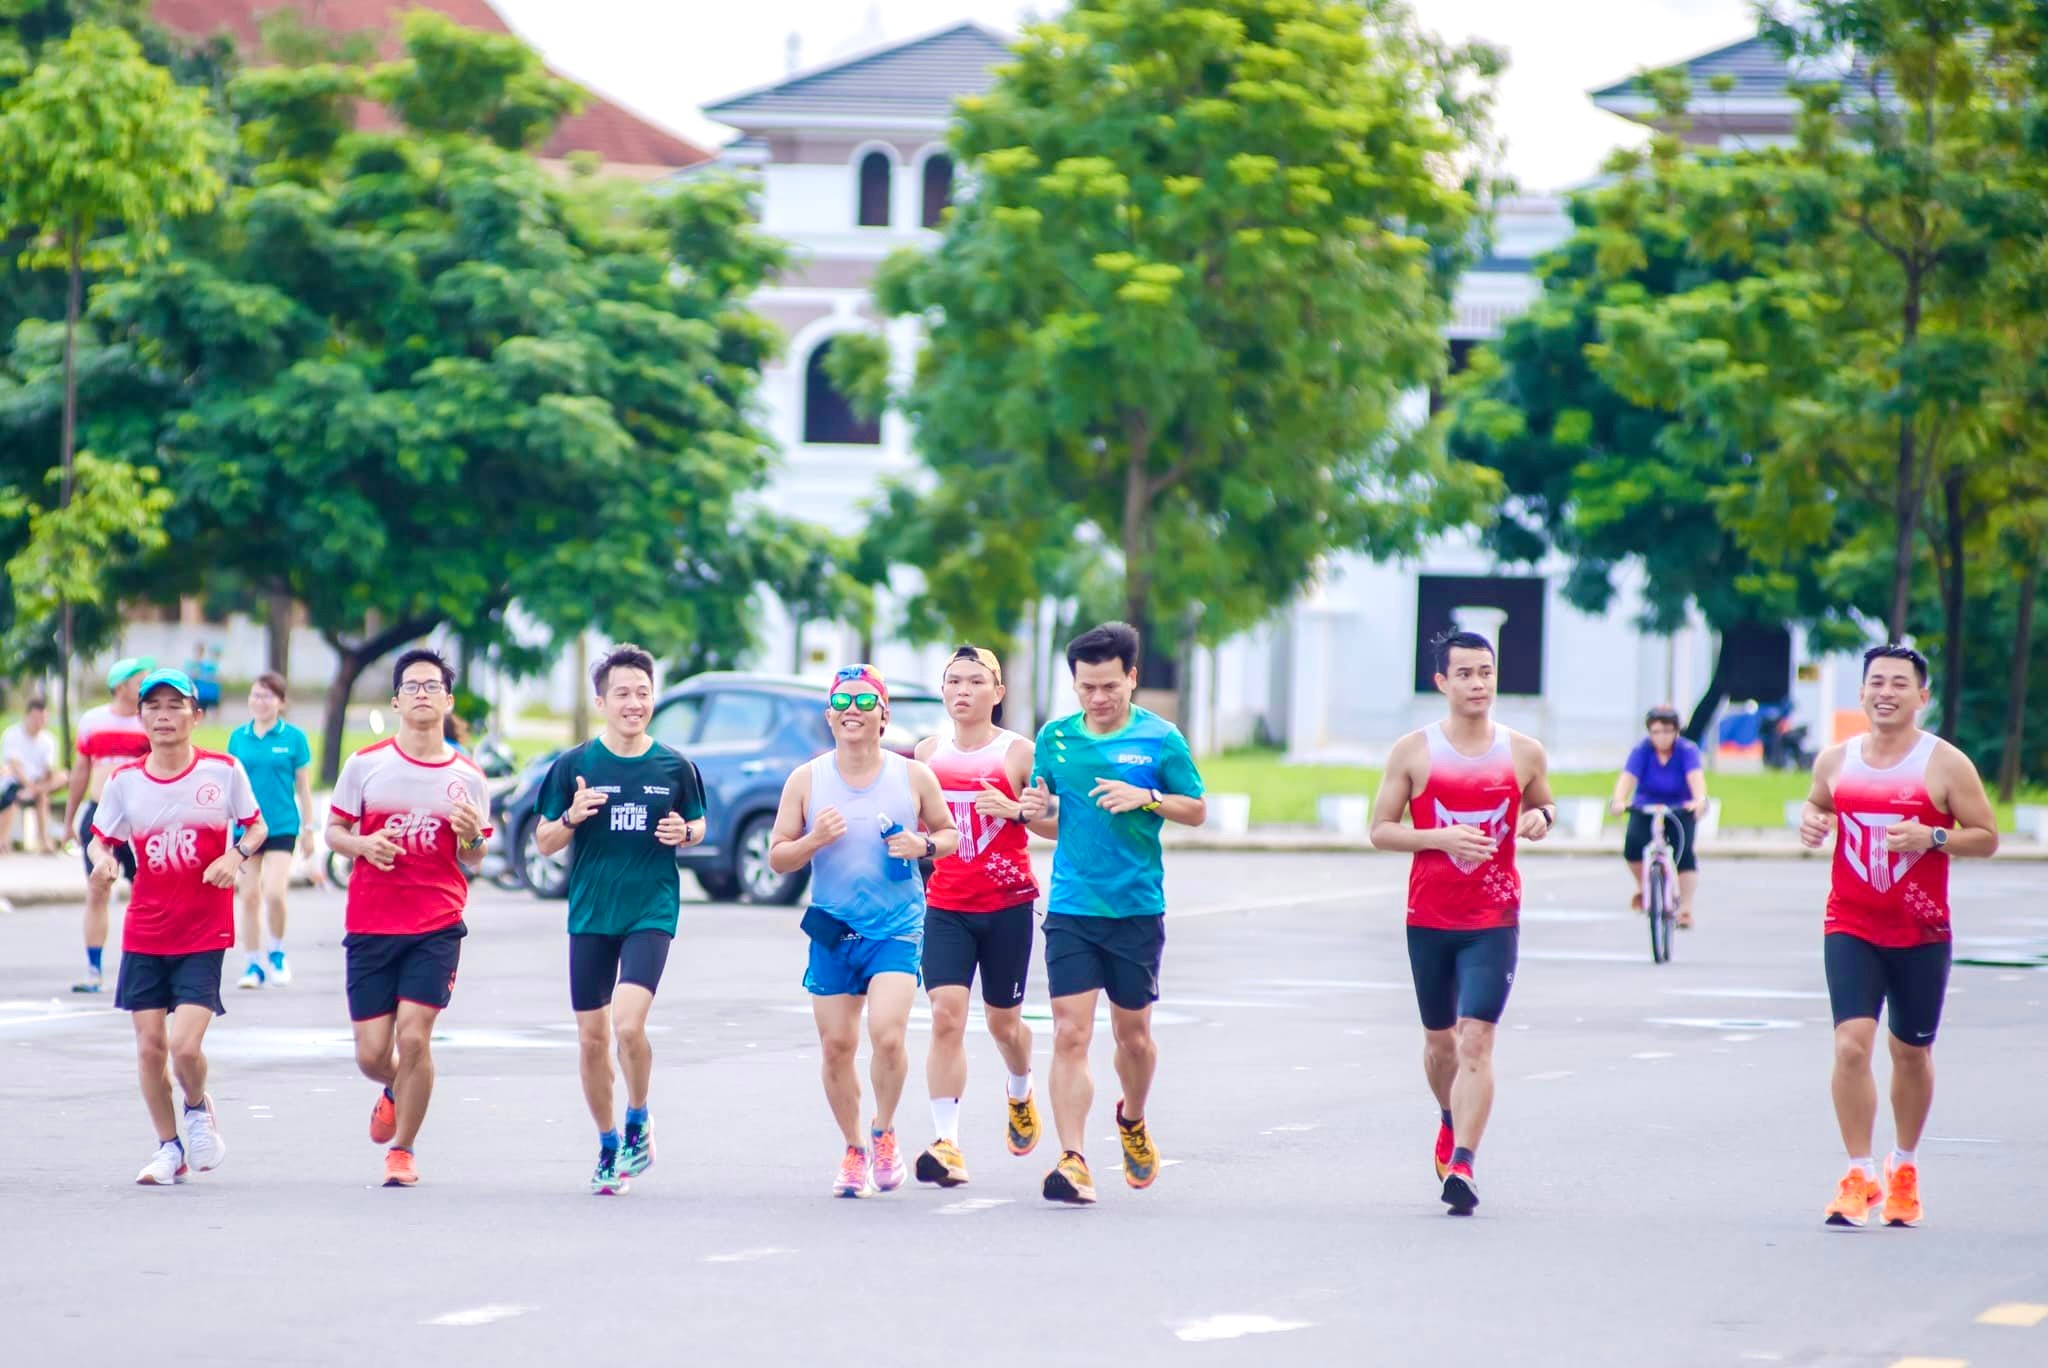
[1141,789,1163,813]
[922,834,937,860]
[1931,827,1948,849]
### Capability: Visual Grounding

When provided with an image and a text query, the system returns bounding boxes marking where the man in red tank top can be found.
[910,646,1053,1187]
[1797,644,1998,1230]
[1371,630,1556,1216]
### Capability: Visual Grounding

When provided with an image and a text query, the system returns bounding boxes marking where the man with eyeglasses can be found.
[325,648,492,1188]
[767,665,960,1198]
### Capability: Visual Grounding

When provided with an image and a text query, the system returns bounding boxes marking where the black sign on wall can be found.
[1413,575,1547,696]
[1720,623,1792,703]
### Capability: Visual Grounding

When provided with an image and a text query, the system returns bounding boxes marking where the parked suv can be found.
[500,671,946,905]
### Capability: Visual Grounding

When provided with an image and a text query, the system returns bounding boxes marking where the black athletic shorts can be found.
[0,778,18,811]
[569,929,673,1013]
[78,800,137,881]
[1043,912,1163,1010]
[1623,807,1698,872]
[923,902,1035,1007]
[1406,924,1519,1031]
[1824,932,1952,1046]
[255,833,297,856]
[115,949,226,1015]
[344,922,466,1021]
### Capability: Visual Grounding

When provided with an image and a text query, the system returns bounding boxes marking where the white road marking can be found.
[1173,887,1402,919]
[1253,978,1409,991]
[0,1007,120,1028]
[1647,1017,1803,1032]
[1520,908,1626,923]
[425,1304,530,1327]
[1521,949,1647,963]
[1261,1124,1319,1135]
[1631,1051,1674,1060]
[935,1198,1013,1216]
[1926,1136,2000,1144]
[703,1247,794,1264]
[1525,1070,1575,1081]
[1721,1034,1759,1043]
[1174,1314,1312,1343]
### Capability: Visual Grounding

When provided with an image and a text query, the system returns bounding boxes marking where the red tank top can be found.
[1826,732,1953,947]
[925,730,1039,914]
[1406,722,1522,930]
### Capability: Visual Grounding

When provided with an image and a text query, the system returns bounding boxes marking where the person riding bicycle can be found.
[1609,706,1708,929]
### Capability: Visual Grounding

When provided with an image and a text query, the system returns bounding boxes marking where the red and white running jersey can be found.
[1827,732,1953,947]
[91,750,259,955]
[77,704,150,770]
[330,739,492,936]
[1406,722,1522,931]
[926,730,1039,913]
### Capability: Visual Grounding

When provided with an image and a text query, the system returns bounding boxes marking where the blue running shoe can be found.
[591,1146,629,1196]
[620,1121,655,1177]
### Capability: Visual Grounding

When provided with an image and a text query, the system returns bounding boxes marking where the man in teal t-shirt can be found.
[1028,622,1207,1207]
[228,672,315,989]
[532,645,706,1197]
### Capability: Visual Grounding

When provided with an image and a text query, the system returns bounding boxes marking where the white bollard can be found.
[1697,797,1723,842]
[1783,799,1808,830]
[1209,793,1252,836]
[1316,794,1373,838]
[2014,805,2048,843]
[1556,797,1605,840]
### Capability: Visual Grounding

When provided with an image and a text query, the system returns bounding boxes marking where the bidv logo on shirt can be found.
[381,810,444,852]
[610,802,649,833]
[145,827,202,874]
[1116,752,1151,766]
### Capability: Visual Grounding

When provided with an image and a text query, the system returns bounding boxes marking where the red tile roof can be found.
[153,1,713,170]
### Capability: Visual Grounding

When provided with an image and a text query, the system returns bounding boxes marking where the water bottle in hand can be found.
[876,812,914,881]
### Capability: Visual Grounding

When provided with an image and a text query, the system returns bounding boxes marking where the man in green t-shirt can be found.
[534,644,706,1196]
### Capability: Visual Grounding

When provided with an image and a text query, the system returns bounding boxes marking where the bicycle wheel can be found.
[1646,863,1671,964]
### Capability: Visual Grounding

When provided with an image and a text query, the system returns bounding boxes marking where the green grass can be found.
[1198,748,2048,831]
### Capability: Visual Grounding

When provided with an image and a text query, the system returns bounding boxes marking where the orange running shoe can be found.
[1823,1168,1882,1228]
[382,1147,419,1188]
[1433,1119,1455,1181]
[1882,1160,1922,1227]
[369,1087,396,1145]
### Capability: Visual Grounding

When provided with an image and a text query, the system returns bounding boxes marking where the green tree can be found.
[846,0,1500,671]
[0,21,224,745]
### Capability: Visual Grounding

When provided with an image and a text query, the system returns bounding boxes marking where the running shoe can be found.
[1043,1151,1097,1205]
[1823,1168,1883,1228]
[236,962,265,990]
[382,1148,419,1188]
[1434,1119,1455,1181]
[136,1141,188,1187]
[183,1095,226,1172]
[1882,1160,1922,1228]
[267,950,292,986]
[72,968,102,994]
[832,1145,874,1199]
[1006,1092,1041,1156]
[368,1087,396,1144]
[915,1138,970,1188]
[619,1121,655,1177]
[591,1146,629,1196]
[870,1126,906,1192]
[1442,1162,1479,1216]
[1115,1101,1158,1189]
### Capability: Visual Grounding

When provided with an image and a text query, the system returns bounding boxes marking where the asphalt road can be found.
[4,852,2045,1367]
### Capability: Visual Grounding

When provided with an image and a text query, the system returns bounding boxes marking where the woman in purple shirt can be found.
[1608,706,1709,927]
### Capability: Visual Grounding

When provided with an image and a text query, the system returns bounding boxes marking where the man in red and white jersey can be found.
[87,668,264,1186]
[1371,629,1555,1216]
[910,646,1054,1187]
[1798,643,1998,1230]
[325,648,491,1189]
[65,656,154,992]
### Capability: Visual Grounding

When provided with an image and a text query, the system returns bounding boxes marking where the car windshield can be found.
[885,695,947,748]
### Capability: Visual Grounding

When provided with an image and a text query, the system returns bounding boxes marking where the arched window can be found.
[920,154,954,228]
[857,151,893,228]
[804,338,881,445]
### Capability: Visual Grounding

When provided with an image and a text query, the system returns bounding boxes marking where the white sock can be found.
[1006,1071,1032,1103]
[1891,1148,1916,1169]
[930,1096,960,1143]
[1852,1156,1878,1180]
[268,938,284,956]
[246,952,263,970]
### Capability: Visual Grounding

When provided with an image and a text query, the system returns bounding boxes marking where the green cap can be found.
[137,667,198,700]
[106,656,156,690]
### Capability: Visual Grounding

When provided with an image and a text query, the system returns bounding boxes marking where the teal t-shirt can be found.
[538,738,707,937]
[1033,706,1203,919]
[228,719,312,837]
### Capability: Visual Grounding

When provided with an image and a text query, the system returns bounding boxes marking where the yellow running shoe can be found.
[1043,1151,1096,1205]
[1823,1168,1883,1228]
[915,1138,970,1188]
[1882,1160,1922,1227]
[1115,1100,1158,1189]
[1006,1092,1041,1156]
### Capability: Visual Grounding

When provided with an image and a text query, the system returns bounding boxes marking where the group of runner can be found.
[75,623,2000,1225]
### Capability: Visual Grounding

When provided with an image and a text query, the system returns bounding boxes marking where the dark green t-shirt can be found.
[538,738,707,937]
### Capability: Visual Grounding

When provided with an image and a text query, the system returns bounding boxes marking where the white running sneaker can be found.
[183,1096,227,1172]
[136,1141,188,1186]
[266,951,292,986]
[236,962,265,990]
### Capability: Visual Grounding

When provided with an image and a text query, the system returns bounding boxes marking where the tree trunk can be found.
[266,585,294,677]
[789,620,804,675]
[56,236,83,757]
[571,633,590,744]
[1998,555,2039,803]
[1682,627,1741,746]
[1937,470,1967,738]
[317,616,441,784]
[1888,421,1919,642]
[1121,421,1152,638]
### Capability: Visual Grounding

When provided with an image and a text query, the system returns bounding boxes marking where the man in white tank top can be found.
[767,665,961,1199]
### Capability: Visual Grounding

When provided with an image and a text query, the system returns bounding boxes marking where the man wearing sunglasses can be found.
[326,648,492,1189]
[768,665,961,1198]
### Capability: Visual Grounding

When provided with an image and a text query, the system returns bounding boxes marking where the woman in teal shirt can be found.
[228,671,315,989]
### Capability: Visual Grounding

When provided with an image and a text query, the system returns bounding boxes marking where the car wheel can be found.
[736,812,808,906]
[325,851,353,890]
[694,868,743,903]
[521,816,570,899]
